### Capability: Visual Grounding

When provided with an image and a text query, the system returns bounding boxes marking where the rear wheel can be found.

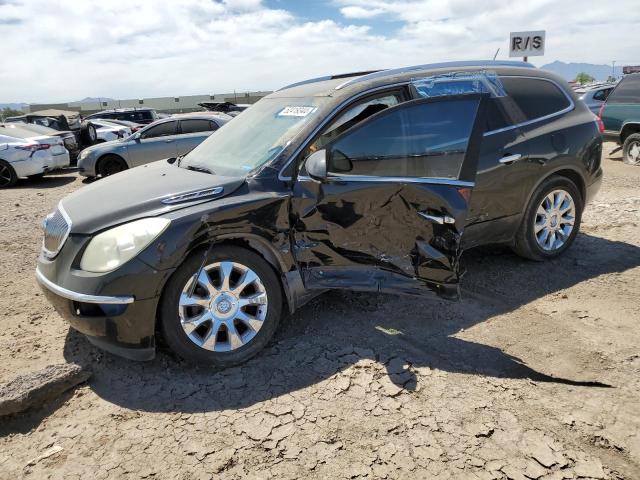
[512,176,583,261]
[160,246,283,367]
[0,161,17,188]
[622,133,640,166]
[98,154,127,177]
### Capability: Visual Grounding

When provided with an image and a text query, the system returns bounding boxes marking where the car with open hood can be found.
[36,61,603,366]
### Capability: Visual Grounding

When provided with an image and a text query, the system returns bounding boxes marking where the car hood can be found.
[61,161,245,234]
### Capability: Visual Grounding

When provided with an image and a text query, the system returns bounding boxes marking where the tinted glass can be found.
[607,75,640,103]
[327,98,479,179]
[592,89,611,101]
[485,98,510,131]
[141,121,176,139]
[181,119,216,134]
[501,77,571,120]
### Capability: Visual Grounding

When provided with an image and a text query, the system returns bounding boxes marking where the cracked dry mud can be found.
[0,143,639,479]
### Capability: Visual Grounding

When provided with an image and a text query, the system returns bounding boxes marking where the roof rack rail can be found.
[334,60,535,90]
[278,70,382,92]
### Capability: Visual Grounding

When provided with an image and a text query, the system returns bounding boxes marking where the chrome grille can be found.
[42,206,71,258]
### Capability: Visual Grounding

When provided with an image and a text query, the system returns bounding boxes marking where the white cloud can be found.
[340,6,386,19]
[0,0,638,102]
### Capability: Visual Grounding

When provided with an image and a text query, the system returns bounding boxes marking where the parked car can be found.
[84,108,159,125]
[5,110,97,157]
[599,73,640,165]
[77,114,228,177]
[89,118,143,133]
[198,101,249,117]
[0,125,70,187]
[89,119,132,142]
[1,122,80,161]
[575,83,615,114]
[36,61,602,366]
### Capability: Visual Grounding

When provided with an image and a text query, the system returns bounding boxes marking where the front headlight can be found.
[80,218,170,273]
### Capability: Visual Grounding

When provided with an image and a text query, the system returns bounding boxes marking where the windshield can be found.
[180,96,329,176]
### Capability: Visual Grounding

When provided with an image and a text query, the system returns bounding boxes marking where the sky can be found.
[1,0,638,103]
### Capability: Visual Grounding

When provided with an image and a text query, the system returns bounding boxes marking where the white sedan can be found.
[0,125,70,188]
[90,120,132,142]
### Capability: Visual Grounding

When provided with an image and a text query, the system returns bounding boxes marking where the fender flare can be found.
[620,121,640,141]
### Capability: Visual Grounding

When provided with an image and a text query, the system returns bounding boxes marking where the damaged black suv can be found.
[36,61,603,366]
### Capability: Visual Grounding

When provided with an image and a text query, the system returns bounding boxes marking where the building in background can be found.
[25,91,271,115]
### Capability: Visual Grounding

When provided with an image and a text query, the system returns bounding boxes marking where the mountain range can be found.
[540,61,623,81]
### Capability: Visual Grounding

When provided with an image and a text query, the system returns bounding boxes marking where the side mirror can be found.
[305,149,327,181]
[132,133,141,142]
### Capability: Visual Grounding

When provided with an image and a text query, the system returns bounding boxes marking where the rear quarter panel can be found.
[601,104,640,132]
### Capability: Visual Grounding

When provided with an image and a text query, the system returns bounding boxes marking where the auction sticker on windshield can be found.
[277,106,317,117]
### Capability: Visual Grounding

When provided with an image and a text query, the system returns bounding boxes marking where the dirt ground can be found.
[0,143,638,480]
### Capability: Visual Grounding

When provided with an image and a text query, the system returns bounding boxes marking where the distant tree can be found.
[575,72,595,85]
[1,107,23,120]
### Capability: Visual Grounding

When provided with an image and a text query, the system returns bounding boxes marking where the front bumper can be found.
[36,268,158,361]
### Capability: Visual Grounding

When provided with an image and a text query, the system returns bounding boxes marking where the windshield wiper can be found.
[187,165,215,175]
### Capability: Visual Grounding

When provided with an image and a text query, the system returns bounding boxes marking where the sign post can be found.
[509,31,545,61]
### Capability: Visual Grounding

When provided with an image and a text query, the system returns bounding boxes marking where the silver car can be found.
[575,84,615,114]
[77,114,229,177]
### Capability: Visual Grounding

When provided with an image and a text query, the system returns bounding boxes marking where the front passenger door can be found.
[128,121,178,167]
[291,94,488,299]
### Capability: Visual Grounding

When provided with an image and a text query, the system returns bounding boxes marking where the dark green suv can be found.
[600,73,640,165]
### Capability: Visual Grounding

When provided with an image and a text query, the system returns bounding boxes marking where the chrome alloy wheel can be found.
[0,164,13,187]
[534,189,576,251]
[628,140,640,165]
[178,261,268,352]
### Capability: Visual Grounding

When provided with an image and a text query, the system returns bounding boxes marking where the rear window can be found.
[607,75,640,104]
[501,77,571,121]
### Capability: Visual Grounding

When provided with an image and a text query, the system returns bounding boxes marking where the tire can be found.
[160,245,283,367]
[622,133,640,166]
[512,176,583,261]
[98,154,127,177]
[0,161,17,188]
[79,122,97,146]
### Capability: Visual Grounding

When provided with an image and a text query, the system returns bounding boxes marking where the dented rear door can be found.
[291,93,488,299]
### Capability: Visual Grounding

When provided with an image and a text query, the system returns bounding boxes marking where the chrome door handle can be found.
[418,211,455,224]
[499,153,522,165]
[165,139,174,143]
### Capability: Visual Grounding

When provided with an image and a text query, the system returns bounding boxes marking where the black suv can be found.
[84,108,159,125]
[36,61,602,366]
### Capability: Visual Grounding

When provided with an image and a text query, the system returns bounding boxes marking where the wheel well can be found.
[154,238,290,334]
[552,169,585,202]
[621,124,640,143]
[96,153,127,173]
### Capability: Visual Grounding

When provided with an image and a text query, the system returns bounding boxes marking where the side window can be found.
[607,75,640,104]
[180,119,216,134]
[140,121,177,139]
[327,98,480,180]
[305,93,402,155]
[592,89,609,101]
[501,77,571,120]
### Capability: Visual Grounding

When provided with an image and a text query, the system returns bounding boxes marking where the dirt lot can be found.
[0,143,638,479]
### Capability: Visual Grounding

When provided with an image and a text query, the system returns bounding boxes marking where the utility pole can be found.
[612,61,616,78]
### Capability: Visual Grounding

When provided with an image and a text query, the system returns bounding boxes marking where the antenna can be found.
[493,48,500,60]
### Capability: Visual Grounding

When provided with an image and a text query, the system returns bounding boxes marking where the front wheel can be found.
[512,176,583,261]
[98,154,127,177]
[160,246,282,367]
